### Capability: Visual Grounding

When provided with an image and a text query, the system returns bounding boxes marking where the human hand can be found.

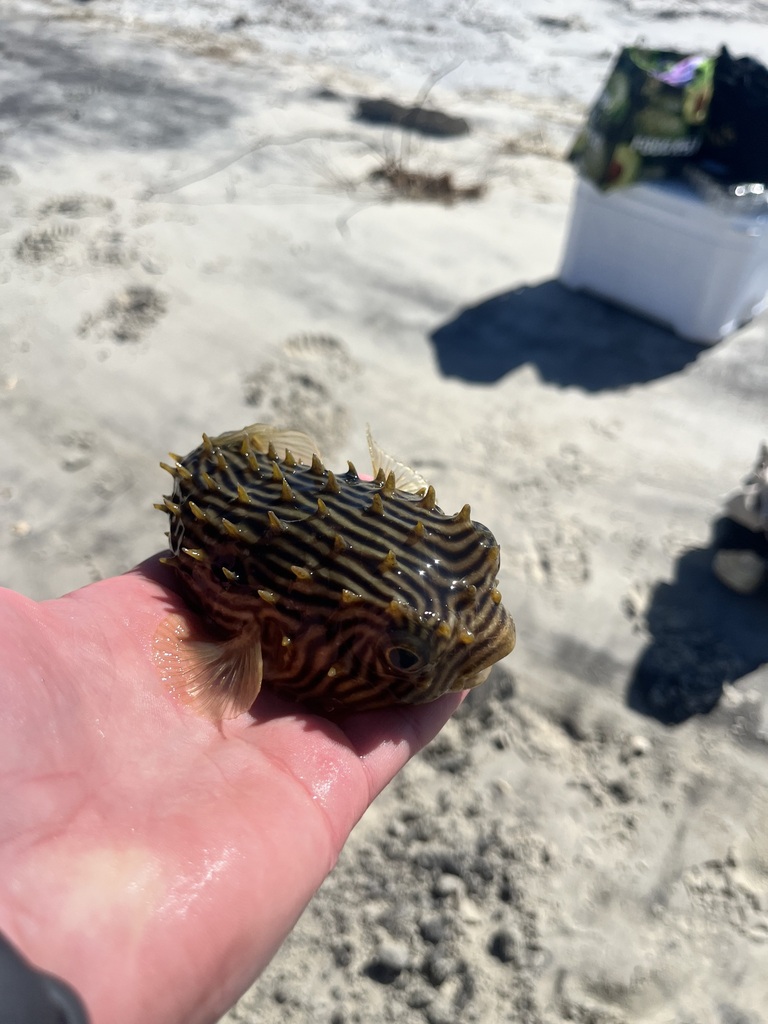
[0,559,461,1024]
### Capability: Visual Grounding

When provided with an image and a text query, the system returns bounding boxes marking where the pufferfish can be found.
[156,425,515,719]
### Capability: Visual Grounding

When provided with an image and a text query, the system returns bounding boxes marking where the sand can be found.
[2,5,768,1023]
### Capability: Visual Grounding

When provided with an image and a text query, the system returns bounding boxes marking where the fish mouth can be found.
[456,614,516,692]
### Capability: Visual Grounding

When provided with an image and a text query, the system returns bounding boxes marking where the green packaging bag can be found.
[569,47,715,190]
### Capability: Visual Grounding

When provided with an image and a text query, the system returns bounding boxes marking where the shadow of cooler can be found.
[559,178,768,344]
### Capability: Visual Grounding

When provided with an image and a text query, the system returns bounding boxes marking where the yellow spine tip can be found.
[406,520,425,545]
[236,483,251,504]
[280,479,294,503]
[181,547,206,562]
[378,550,397,573]
[258,589,278,605]
[386,599,406,623]
[418,485,436,511]
[369,493,385,516]
[188,500,207,521]
[267,510,284,532]
[222,566,238,582]
[221,518,241,539]
[382,471,397,498]
[323,471,340,495]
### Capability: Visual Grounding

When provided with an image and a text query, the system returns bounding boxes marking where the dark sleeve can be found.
[0,931,90,1023]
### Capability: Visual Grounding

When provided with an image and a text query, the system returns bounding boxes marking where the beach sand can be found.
[2,6,768,1022]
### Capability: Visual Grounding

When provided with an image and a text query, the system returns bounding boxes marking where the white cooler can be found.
[560,177,768,344]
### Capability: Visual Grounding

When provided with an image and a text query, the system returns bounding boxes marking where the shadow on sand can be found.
[0,20,239,152]
[627,518,768,725]
[430,280,706,391]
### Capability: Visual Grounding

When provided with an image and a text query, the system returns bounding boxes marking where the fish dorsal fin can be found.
[211,424,323,466]
[183,633,263,720]
[366,426,430,496]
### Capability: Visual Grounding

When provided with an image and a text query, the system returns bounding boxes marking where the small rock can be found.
[364,939,410,983]
[459,898,483,925]
[378,939,409,971]
[434,874,464,898]
[620,734,651,762]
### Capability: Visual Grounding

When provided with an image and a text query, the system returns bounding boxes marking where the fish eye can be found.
[386,645,422,672]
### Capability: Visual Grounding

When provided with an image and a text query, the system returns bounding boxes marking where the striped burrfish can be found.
[156,424,515,718]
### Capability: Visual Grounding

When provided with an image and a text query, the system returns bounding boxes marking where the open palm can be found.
[0,558,461,1024]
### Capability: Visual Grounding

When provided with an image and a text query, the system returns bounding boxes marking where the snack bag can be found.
[570,47,714,190]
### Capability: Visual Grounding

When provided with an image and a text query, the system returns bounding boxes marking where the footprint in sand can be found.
[15,222,79,265]
[243,333,360,455]
[15,194,144,271]
[508,517,592,589]
[38,194,115,219]
[683,853,768,943]
[78,285,168,344]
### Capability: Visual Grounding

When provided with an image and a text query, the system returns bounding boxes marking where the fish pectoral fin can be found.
[183,633,264,720]
[366,426,431,495]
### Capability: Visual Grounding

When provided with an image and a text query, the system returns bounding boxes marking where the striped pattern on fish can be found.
[156,424,515,718]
